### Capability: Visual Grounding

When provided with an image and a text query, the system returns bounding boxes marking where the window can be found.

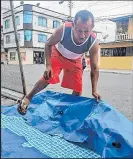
[53,20,60,28]
[101,48,127,57]
[38,17,47,27]
[38,34,47,42]
[15,16,20,25]
[24,30,32,41]
[126,47,133,56]
[10,52,16,61]
[5,19,10,29]
[24,11,32,23]
[116,19,129,34]
[6,35,10,43]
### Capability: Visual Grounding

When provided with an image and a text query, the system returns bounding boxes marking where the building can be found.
[3,3,68,64]
[99,14,133,70]
[1,25,8,63]
[1,1,10,25]
[94,20,116,43]
[1,1,10,63]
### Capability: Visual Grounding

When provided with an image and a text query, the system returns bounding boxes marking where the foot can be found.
[17,97,30,115]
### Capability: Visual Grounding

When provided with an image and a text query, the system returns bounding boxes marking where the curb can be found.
[85,69,132,75]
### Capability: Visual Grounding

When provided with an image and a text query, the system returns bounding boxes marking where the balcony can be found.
[115,33,133,41]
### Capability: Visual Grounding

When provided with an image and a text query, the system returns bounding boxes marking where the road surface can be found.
[1,64,133,121]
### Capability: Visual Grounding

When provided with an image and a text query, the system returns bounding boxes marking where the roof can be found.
[3,4,69,18]
[109,14,133,22]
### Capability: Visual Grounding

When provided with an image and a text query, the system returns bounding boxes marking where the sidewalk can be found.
[85,68,133,75]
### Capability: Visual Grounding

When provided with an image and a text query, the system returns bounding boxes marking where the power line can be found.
[2,3,132,22]
[93,3,131,13]
[2,4,132,37]
[74,1,128,9]
[75,0,101,10]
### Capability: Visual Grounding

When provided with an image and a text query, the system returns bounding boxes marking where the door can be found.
[33,51,44,64]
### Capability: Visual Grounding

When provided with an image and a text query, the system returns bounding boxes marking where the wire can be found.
[2,4,132,36]
[96,13,132,19]
[2,2,132,22]
[74,1,129,9]
[93,3,131,13]
[85,1,101,8]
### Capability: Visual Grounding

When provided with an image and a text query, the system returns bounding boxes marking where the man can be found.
[65,18,87,70]
[18,10,101,115]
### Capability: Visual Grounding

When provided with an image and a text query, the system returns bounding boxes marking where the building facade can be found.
[99,15,133,70]
[1,1,10,63]
[1,26,8,63]
[3,4,68,64]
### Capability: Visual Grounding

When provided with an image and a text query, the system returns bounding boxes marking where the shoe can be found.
[17,97,30,115]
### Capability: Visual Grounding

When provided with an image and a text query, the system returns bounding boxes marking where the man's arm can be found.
[45,26,63,67]
[89,42,101,100]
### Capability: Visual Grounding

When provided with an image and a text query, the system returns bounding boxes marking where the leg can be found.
[18,49,63,115]
[26,77,49,100]
[27,48,62,101]
[61,56,83,95]
[72,90,82,96]
[17,77,49,115]
[61,67,83,95]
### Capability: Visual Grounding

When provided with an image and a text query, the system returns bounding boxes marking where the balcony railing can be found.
[115,33,133,41]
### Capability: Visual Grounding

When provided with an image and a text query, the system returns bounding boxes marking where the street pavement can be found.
[1,64,133,121]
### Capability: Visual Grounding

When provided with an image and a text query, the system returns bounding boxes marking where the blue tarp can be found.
[1,128,49,158]
[1,90,133,158]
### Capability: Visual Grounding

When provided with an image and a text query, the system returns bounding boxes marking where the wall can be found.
[32,11,62,34]
[4,30,24,48]
[100,41,133,49]
[1,52,8,63]
[100,56,133,70]
[8,47,44,64]
[32,5,67,21]
[8,48,33,64]
[32,31,51,48]
[94,20,116,43]
[19,48,33,64]
[3,7,23,34]
[128,17,133,34]
[1,1,10,26]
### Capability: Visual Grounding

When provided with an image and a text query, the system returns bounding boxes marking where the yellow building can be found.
[100,15,133,70]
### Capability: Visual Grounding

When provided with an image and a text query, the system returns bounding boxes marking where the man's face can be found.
[73,17,94,44]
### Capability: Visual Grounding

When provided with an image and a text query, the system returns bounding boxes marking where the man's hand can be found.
[43,65,53,80]
[92,92,101,102]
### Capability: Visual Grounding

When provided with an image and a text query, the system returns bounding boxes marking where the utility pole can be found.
[59,0,73,20]
[10,0,27,96]
[68,0,73,20]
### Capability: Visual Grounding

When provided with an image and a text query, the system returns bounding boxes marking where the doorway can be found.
[33,51,44,64]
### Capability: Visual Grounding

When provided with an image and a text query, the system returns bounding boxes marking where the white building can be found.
[3,3,68,64]
[1,1,10,26]
[94,20,116,43]
[1,1,10,63]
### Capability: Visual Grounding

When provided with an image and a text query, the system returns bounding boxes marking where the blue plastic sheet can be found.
[1,128,49,158]
[1,90,133,158]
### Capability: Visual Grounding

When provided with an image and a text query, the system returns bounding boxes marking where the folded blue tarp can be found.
[1,90,133,158]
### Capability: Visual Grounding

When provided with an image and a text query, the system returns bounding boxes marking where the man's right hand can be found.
[43,65,53,80]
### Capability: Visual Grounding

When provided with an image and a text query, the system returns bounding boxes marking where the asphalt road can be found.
[1,64,133,121]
